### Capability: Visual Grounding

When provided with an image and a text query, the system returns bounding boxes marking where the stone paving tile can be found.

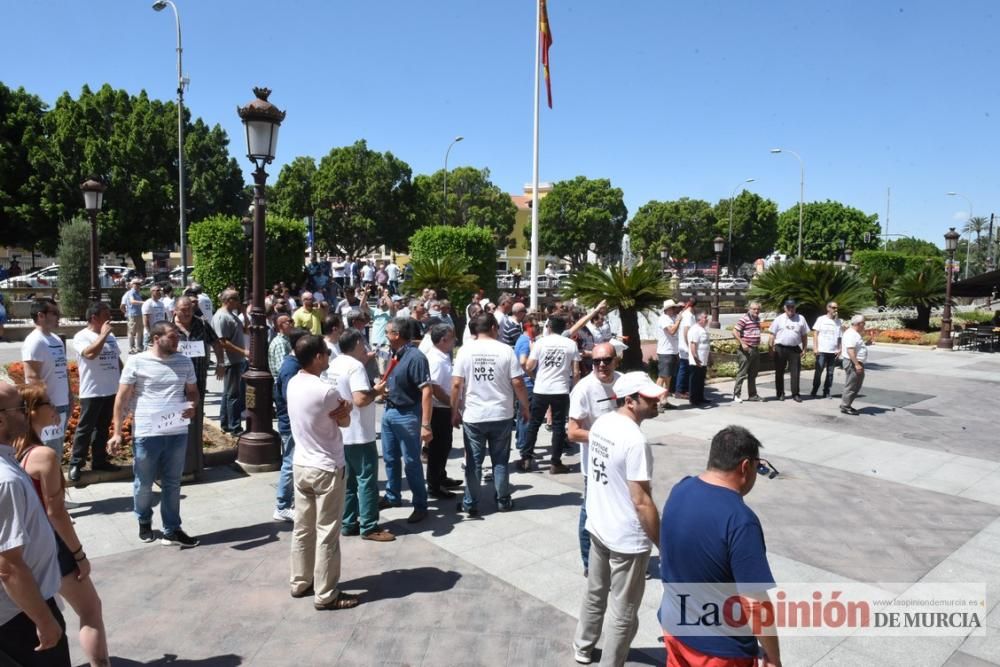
[945,650,1000,666]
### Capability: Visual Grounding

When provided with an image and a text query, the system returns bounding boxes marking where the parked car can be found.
[718,277,750,290]
[0,264,60,289]
[678,277,712,290]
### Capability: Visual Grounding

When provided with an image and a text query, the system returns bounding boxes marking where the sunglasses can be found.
[0,402,28,415]
[592,357,615,366]
[756,458,780,479]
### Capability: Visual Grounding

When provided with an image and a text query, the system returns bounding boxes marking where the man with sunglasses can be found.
[811,302,843,399]
[768,299,810,402]
[22,298,71,457]
[567,342,622,578]
[659,425,781,667]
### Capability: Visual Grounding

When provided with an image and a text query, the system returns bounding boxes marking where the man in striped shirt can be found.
[108,321,201,548]
[731,301,764,403]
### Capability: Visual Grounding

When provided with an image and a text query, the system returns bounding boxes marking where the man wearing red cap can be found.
[573,371,664,666]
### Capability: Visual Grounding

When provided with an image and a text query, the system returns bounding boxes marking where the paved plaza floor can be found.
[5,340,999,666]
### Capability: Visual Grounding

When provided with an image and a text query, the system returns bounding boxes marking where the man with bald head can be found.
[292,291,322,335]
[500,301,526,347]
[0,382,71,664]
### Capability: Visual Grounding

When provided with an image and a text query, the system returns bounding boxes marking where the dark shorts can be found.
[658,354,679,379]
[55,532,76,578]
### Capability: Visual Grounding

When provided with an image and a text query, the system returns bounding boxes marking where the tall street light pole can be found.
[81,177,107,303]
[946,192,973,279]
[236,87,285,471]
[938,227,961,349]
[770,148,804,258]
[727,177,755,276]
[710,236,724,329]
[152,0,189,287]
[442,135,463,225]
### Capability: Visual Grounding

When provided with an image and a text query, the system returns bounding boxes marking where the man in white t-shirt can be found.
[424,324,462,500]
[655,299,682,408]
[840,315,869,416]
[451,313,531,516]
[769,299,811,402]
[327,330,394,542]
[573,371,663,666]
[568,342,622,577]
[108,321,200,548]
[161,284,176,321]
[21,298,70,457]
[811,301,843,398]
[687,311,712,406]
[69,302,123,482]
[674,299,696,398]
[141,284,167,349]
[522,314,580,474]
[286,334,358,610]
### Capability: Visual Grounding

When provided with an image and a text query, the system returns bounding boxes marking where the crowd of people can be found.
[0,267,856,667]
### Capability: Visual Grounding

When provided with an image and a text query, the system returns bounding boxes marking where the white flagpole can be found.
[529,0,542,312]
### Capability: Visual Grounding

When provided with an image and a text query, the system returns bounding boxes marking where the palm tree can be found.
[887,265,945,331]
[963,216,989,275]
[402,255,479,305]
[747,259,872,325]
[560,261,671,370]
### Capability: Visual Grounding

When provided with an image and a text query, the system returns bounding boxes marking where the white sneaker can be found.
[273,508,294,522]
[573,645,592,664]
[733,394,743,404]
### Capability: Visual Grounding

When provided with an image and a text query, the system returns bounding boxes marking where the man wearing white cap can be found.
[840,314,868,416]
[573,371,663,666]
[655,300,681,408]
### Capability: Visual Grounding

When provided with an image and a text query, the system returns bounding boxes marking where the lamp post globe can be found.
[710,236,724,329]
[937,227,961,349]
[81,177,107,303]
[235,87,285,471]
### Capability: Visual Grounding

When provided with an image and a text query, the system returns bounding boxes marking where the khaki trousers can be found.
[290,464,346,606]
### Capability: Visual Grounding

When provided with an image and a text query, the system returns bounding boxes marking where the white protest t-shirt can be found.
[21,330,69,407]
[569,371,620,478]
[326,354,376,445]
[426,346,453,409]
[141,298,166,325]
[841,327,869,363]
[119,352,196,437]
[677,310,695,359]
[687,324,711,366]
[656,313,678,355]
[585,411,654,554]
[529,333,579,394]
[453,337,522,422]
[72,328,121,398]
[813,315,843,354]
[161,295,175,321]
[288,371,346,471]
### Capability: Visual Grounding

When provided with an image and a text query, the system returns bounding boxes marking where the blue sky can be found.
[5,1,999,247]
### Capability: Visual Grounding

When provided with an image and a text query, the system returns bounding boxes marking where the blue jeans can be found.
[381,405,428,511]
[461,419,513,510]
[579,475,591,569]
[515,385,533,456]
[676,357,690,394]
[219,360,247,433]
[276,432,295,510]
[133,433,188,533]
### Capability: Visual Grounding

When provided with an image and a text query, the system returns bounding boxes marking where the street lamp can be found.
[727,178,755,276]
[442,136,464,225]
[241,215,253,303]
[151,0,190,287]
[660,247,670,275]
[844,247,853,263]
[710,236,724,329]
[937,227,961,349]
[946,192,972,279]
[770,148,805,258]
[236,87,285,471]
[80,177,107,303]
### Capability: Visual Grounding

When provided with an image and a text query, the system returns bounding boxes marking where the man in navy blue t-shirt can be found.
[659,425,781,667]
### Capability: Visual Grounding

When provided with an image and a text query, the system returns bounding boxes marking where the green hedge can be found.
[57,218,93,319]
[188,214,307,299]
[409,224,496,297]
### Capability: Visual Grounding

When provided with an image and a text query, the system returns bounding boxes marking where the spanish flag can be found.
[540,0,553,108]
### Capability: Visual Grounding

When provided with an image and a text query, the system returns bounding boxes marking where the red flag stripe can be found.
[540,0,553,108]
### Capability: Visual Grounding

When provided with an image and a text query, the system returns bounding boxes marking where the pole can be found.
[710,249,721,329]
[885,187,891,249]
[163,2,188,288]
[529,0,542,312]
[88,210,100,303]
[726,179,753,276]
[938,248,955,349]
[237,167,280,470]
[443,137,462,226]
[797,158,804,259]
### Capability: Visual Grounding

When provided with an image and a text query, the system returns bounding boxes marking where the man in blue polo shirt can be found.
[659,425,781,667]
[379,317,433,523]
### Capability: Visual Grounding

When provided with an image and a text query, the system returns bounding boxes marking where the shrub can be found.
[887,265,945,331]
[747,259,872,325]
[57,218,93,319]
[955,310,995,325]
[188,214,307,299]
[710,361,739,378]
[402,255,479,310]
[409,224,496,298]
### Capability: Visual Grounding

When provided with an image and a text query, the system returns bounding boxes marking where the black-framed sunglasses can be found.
[592,357,615,366]
[756,457,780,479]
[0,402,28,415]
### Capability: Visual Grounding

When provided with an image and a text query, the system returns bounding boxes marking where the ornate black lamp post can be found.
[937,227,961,350]
[80,177,107,303]
[710,236,724,329]
[236,87,285,470]
[844,247,853,264]
[241,215,252,303]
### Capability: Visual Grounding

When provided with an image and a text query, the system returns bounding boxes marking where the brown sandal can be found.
[314,592,360,611]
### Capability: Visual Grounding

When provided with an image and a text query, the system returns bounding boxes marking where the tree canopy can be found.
[627,197,716,270]
[413,166,517,243]
[409,224,496,297]
[711,191,779,268]
[776,200,881,260]
[532,176,626,268]
[270,156,317,222]
[884,236,943,257]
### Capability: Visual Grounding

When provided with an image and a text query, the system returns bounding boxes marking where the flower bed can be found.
[872,329,937,345]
